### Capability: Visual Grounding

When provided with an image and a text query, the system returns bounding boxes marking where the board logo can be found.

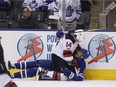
[88,34,115,64]
[17,33,44,62]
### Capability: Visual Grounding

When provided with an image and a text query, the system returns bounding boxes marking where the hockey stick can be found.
[49,15,59,20]
[86,29,107,32]
[49,15,65,32]
[48,0,66,32]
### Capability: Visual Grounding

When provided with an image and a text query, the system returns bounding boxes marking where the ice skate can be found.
[37,68,52,80]
[8,61,15,70]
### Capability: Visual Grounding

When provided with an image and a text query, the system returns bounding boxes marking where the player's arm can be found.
[63,67,84,81]
[8,60,53,70]
[63,59,86,81]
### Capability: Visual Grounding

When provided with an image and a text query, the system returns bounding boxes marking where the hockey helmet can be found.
[74,29,85,42]
[81,48,90,59]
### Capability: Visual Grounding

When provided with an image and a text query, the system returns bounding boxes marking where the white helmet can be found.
[74,29,85,42]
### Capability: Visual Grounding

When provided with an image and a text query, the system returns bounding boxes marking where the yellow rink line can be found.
[84,69,116,80]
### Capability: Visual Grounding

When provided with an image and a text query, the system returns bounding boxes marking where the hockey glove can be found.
[63,68,74,79]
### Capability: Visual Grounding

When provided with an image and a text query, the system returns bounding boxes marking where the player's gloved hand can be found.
[63,68,74,79]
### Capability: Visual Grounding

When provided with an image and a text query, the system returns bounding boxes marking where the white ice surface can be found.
[0,74,11,87]
[13,79,116,87]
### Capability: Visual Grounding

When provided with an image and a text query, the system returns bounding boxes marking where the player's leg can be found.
[39,60,54,70]
[8,60,39,69]
[8,60,53,70]
[12,67,41,78]
[52,54,68,73]
[38,69,68,81]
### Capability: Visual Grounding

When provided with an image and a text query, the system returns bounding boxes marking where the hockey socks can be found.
[44,71,67,81]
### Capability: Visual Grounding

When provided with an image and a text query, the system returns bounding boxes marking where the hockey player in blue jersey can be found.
[8,30,89,81]
[39,44,89,81]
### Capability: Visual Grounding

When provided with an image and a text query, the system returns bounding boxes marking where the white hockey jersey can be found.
[56,0,81,23]
[52,34,78,62]
[22,0,55,11]
[48,1,58,12]
[22,0,43,11]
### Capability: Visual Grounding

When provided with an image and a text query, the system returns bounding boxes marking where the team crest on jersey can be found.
[66,5,74,17]
[17,33,44,62]
[88,34,115,64]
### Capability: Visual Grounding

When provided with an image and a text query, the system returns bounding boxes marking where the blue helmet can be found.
[81,49,90,59]
[56,30,64,38]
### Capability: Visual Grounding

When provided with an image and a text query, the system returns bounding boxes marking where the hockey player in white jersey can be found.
[56,0,81,29]
[39,30,88,81]
[51,29,83,73]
